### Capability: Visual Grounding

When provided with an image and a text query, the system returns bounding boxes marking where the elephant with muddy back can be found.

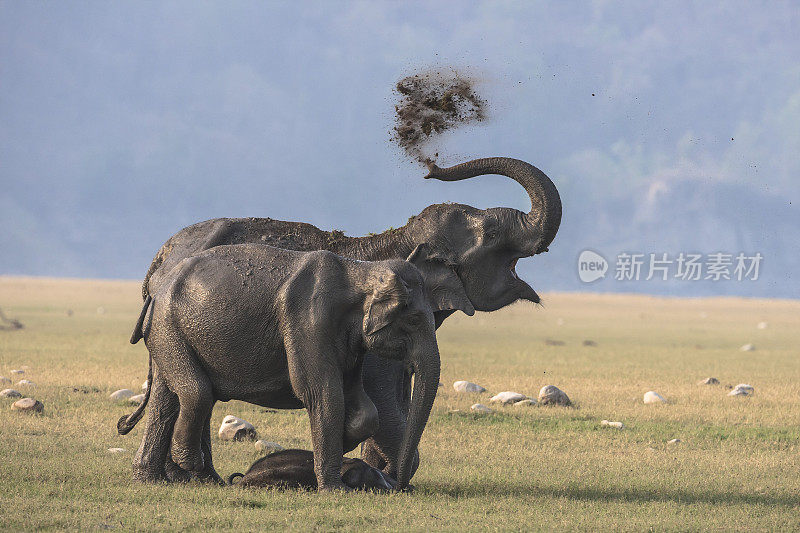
[124,157,562,485]
[121,243,466,490]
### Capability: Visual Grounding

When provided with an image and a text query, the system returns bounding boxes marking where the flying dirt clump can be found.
[392,70,487,165]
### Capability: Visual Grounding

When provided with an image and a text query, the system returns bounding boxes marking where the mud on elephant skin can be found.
[132,156,561,483]
[228,449,397,492]
[120,243,470,490]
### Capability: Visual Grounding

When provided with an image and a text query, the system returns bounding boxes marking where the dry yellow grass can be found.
[1,276,799,531]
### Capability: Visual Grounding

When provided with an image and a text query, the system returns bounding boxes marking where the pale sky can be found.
[1,1,798,296]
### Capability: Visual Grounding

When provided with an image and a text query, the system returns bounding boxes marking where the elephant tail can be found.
[117,350,153,435]
[130,295,152,344]
[227,473,244,486]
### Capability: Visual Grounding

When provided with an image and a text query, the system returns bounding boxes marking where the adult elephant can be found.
[128,157,562,484]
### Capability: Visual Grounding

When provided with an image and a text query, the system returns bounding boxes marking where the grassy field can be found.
[1,276,799,531]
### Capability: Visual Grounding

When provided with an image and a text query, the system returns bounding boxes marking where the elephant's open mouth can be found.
[510,256,540,304]
[509,258,519,280]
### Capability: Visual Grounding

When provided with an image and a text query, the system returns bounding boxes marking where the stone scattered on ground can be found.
[453,381,486,393]
[538,385,571,406]
[17,380,35,387]
[12,397,43,413]
[601,420,624,429]
[757,321,768,330]
[107,448,126,453]
[643,391,667,404]
[10,369,24,375]
[489,391,527,405]
[1,388,23,398]
[254,440,284,454]
[698,377,720,385]
[740,344,756,352]
[142,380,149,391]
[668,438,681,444]
[0,376,11,385]
[545,339,565,346]
[582,340,598,347]
[128,393,146,405]
[219,415,257,441]
[470,403,493,414]
[729,384,754,397]
[514,399,537,407]
[109,389,134,401]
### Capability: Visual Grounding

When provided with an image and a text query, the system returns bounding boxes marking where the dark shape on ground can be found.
[227,449,396,492]
[0,308,23,330]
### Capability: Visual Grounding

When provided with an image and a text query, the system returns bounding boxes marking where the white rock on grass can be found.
[668,439,681,444]
[17,380,35,387]
[757,322,768,330]
[490,391,527,405]
[601,420,624,429]
[740,344,756,352]
[108,448,126,453]
[538,385,571,406]
[0,376,11,385]
[255,440,285,454]
[470,403,493,414]
[514,399,537,407]
[453,381,486,394]
[1,388,23,399]
[729,384,754,397]
[109,389,134,401]
[643,391,667,404]
[698,377,720,385]
[128,393,146,405]
[219,415,257,441]
[12,398,44,413]
[10,369,24,375]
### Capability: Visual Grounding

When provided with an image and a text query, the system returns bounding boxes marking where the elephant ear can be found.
[363,270,409,336]
[406,243,475,316]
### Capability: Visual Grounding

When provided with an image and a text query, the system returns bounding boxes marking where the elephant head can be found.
[405,157,562,312]
[362,244,472,489]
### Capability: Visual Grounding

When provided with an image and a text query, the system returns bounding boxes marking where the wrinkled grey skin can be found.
[121,243,472,491]
[228,449,396,492]
[130,157,561,485]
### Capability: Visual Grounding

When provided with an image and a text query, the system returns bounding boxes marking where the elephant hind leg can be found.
[151,338,215,474]
[132,369,179,483]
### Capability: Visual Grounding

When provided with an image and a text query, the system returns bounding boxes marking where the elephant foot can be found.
[195,465,225,486]
[164,456,194,483]
[318,481,353,493]
[170,444,204,474]
[132,462,168,484]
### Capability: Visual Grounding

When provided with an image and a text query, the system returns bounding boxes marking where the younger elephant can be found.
[118,243,472,490]
[228,449,395,491]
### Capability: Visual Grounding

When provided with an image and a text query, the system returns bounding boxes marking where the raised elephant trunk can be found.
[395,339,441,490]
[424,157,562,254]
